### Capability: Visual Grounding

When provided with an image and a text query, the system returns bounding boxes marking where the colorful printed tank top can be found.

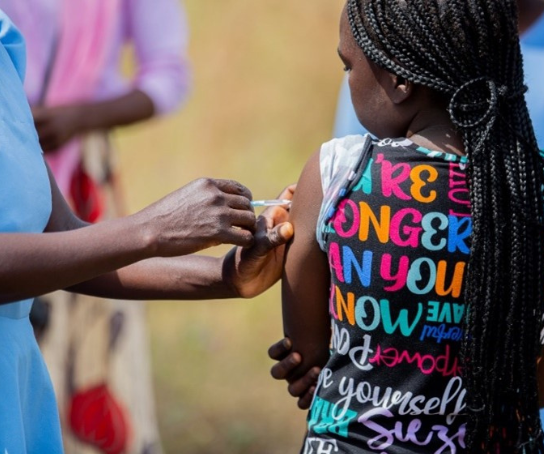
[303,135,470,454]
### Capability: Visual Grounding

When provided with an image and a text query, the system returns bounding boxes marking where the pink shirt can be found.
[0,0,190,115]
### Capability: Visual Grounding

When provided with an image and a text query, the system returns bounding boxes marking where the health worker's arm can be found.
[69,185,295,301]
[0,163,289,304]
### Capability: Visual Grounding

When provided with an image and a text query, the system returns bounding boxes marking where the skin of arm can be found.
[69,89,155,132]
[282,150,332,383]
[32,89,155,152]
[0,163,268,304]
[67,255,233,301]
[69,188,296,301]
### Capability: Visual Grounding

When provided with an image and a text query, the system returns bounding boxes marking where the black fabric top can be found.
[303,137,470,454]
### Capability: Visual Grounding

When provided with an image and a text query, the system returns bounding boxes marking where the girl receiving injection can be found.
[281,0,544,453]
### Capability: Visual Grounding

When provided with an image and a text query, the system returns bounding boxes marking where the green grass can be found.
[115,1,345,451]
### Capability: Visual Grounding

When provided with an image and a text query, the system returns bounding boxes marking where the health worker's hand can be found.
[134,178,256,258]
[224,185,295,298]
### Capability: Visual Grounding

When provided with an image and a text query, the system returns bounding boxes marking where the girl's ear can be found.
[389,74,413,104]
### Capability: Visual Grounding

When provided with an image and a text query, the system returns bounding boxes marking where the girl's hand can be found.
[268,337,321,410]
[223,185,295,298]
[134,178,257,258]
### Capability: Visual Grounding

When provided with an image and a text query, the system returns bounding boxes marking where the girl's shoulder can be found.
[319,134,373,196]
[320,134,466,177]
[316,135,468,250]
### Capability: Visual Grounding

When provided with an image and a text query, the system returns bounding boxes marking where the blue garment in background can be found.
[523,12,544,147]
[0,9,62,454]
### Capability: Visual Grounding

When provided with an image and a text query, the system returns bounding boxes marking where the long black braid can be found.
[347,0,544,452]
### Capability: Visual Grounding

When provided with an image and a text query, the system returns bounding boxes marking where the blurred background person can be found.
[0,0,190,452]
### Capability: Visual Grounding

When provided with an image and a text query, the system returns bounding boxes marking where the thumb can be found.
[268,222,294,247]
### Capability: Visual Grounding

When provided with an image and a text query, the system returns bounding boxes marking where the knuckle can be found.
[208,191,225,208]
[215,193,226,205]
[267,228,279,246]
[229,179,242,191]
[240,232,255,247]
[198,177,215,191]
[216,211,231,227]
[233,180,251,197]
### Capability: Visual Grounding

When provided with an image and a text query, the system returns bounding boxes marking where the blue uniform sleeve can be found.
[0,9,26,83]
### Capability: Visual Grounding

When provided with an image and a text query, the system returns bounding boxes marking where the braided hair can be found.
[346,0,544,452]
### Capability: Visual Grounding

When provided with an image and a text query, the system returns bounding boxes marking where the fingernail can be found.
[279,223,294,239]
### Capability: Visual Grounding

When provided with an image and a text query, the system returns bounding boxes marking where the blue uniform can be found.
[0,11,63,453]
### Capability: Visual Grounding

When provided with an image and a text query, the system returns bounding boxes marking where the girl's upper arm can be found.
[282,149,331,380]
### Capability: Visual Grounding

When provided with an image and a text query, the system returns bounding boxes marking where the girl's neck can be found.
[518,0,544,34]
[405,113,465,157]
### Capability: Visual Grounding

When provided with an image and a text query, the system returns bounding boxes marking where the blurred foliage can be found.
[115,0,345,452]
